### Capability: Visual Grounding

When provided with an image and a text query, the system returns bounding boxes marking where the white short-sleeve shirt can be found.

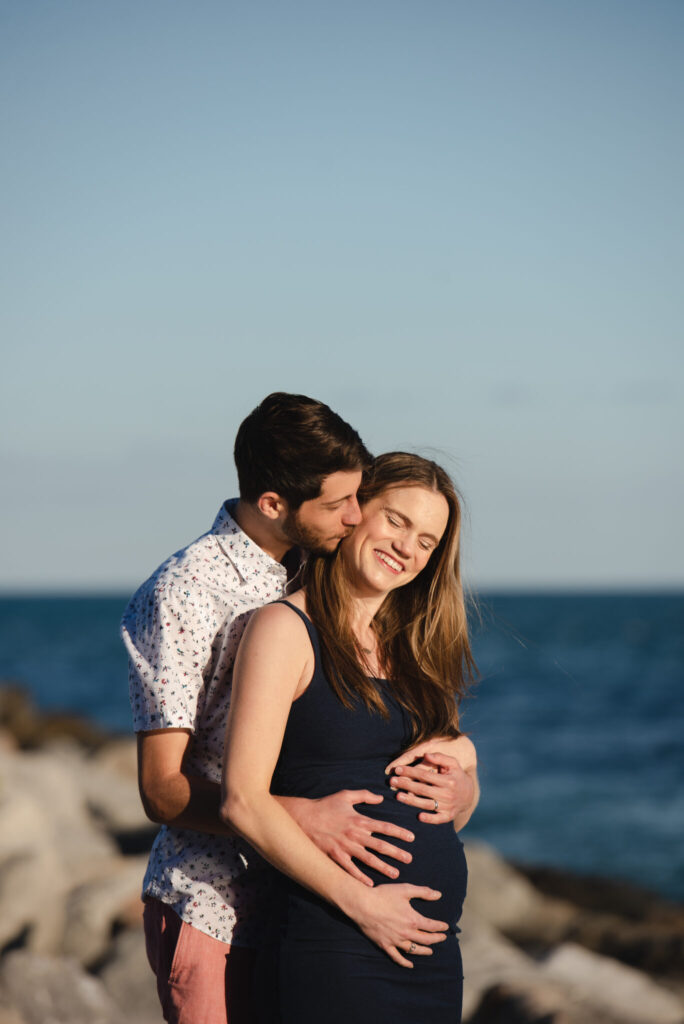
[122,500,299,946]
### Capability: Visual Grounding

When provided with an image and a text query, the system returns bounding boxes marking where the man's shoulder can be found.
[122,503,243,617]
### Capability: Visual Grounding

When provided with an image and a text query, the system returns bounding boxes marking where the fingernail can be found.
[390,868,399,878]
[394,766,403,774]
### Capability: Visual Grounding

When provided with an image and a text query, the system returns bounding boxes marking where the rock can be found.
[465,841,684,978]
[463,840,575,945]
[0,728,19,754]
[0,951,125,1024]
[97,929,160,1024]
[516,862,684,977]
[0,746,117,880]
[467,978,617,1024]
[0,787,67,952]
[42,738,157,856]
[0,685,109,751]
[61,855,148,967]
[518,862,684,924]
[93,738,138,780]
[0,743,135,956]
[50,739,149,835]
[543,942,684,1024]
[560,907,684,978]
[0,1008,28,1024]
[460,908,540,1021]
[0,687,41,749]
[463,840,542,929]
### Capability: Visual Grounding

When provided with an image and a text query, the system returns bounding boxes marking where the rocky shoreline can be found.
[1,684,682,1024]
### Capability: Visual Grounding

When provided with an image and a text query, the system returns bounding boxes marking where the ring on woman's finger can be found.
[433,798,439,812]
[408,942,416,953]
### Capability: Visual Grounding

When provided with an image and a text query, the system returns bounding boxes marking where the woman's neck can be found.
[348,592,385,635]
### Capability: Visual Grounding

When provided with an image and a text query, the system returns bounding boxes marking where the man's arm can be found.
[385,734,480,832]
[137,729,232,833]
[137,729,416,884]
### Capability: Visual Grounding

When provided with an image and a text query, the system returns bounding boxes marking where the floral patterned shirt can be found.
[121,500,300,946]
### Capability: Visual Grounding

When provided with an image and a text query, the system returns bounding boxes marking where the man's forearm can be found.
[141,771,234,834]
[452,765,480,832]
[141,770,322,838]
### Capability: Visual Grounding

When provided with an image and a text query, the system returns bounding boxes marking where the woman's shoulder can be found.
[246,591,311,643]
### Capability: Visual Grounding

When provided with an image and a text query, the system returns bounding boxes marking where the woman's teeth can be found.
[375,551,403,573]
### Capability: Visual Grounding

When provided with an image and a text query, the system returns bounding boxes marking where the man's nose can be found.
[341,497,362,525]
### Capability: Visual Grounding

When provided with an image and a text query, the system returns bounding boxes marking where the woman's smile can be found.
[373,549,404,574]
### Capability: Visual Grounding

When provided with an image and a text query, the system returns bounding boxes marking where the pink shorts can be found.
[143,897,258,1024]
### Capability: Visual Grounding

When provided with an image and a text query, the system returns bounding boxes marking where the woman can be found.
[221,453,477,1023]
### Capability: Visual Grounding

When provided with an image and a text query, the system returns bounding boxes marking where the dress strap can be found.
[278,600,322,663]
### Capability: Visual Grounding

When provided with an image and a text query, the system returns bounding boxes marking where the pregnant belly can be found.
[351,781,467,925]
[275,766,468,949]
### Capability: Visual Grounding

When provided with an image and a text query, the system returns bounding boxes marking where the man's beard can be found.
[282,510,353,556]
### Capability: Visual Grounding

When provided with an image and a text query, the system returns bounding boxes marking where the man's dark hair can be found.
[234,392,372,508]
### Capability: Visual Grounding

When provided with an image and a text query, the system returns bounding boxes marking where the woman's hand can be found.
[343,883,449,968]
[283,789,414,885]
[385,736,478,828]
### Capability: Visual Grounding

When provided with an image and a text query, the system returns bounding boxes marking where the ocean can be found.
[0,591,682,902]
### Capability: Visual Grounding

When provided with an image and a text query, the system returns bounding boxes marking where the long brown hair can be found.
[304,452,476,743]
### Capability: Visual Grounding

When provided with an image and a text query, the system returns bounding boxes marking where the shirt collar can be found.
[211,500,294,583]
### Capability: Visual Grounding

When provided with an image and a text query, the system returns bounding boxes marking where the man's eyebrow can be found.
[383,505,440,544]
[321,493,355,507]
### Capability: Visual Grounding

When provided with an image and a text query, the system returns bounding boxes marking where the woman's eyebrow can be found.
[382,504,411,525]
[383,506,440,544]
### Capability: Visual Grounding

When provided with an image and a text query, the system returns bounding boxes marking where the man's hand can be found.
[386,735,479,830]
[283,789,415,886]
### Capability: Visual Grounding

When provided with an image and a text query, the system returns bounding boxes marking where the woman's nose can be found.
[392,534,413,557]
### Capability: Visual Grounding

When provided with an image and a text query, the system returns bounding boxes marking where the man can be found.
[122,392,477,1024]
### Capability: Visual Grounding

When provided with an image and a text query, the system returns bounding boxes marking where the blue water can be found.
[0,592,682,902]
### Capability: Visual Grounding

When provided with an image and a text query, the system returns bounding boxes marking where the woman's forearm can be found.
[221,785,363,918]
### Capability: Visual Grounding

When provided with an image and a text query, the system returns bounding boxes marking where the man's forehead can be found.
[316,469,363,503]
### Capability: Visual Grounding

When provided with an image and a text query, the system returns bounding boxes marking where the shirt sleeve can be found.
[121,581,217,732]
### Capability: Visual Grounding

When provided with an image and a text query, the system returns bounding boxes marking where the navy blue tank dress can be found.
[268,602,468,1024]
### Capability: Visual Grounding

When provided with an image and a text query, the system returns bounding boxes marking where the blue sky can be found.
[2,0,682,590]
